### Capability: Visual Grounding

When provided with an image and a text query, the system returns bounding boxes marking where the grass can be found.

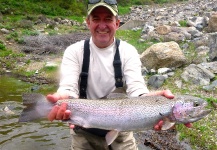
[116,29,159,54]
[179,20,188,27]
[157,67,217,150]
[118,6,131,15]
[177,109,217,150]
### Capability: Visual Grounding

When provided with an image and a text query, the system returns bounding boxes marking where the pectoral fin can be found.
[105,130,119,145]
[161,117,176,130]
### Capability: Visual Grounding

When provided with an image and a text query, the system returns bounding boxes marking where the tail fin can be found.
[19,93,53,122]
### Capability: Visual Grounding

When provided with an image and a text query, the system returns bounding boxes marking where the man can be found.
[46,0,191,150]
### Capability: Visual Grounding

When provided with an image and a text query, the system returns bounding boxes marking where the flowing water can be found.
[0,75,71,150]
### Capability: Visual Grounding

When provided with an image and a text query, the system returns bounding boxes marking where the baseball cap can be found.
[87,0,118,16]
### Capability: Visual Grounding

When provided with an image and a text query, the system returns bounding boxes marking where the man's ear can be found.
[86,18,90,29]
[116,19,120,29]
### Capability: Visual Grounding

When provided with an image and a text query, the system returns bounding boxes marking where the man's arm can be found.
[46,42,83,126]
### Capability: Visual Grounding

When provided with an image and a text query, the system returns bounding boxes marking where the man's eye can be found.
[92,18,99,21]
[106,18,113,21]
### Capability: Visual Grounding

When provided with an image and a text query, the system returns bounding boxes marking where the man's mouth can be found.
[97,31,108,34]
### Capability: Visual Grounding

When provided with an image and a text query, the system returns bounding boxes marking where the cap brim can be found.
[87,3,117,16]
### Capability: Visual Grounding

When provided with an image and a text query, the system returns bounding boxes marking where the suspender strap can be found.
[79,39,123,98]
[113,39,123,88]
[79,39,90,99]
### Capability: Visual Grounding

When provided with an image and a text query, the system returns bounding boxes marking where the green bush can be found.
[0,41,6,51]
[179,20,188,27]
[0,0,188,17]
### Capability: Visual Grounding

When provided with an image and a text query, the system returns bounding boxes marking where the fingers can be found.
[154,120,193,131]
[154,120,163,131]
[162,90,174,99]
[68,123,75,129]
[48,105,59,121]
[63,110,71,120]
[184,123,193,128]
[144,90,174,99]
[47,103,71,121]
[56,103,67,120]
[47,92,71,103]
[47,94,60,103]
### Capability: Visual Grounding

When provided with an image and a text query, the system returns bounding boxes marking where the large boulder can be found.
[140,41,186,70]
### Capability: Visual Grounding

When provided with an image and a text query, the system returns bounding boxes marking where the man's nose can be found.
[98,21,106,29]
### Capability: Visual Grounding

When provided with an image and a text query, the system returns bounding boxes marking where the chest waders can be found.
[75,39,123,138]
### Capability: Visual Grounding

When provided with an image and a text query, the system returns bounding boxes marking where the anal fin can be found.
[161,117,176,130]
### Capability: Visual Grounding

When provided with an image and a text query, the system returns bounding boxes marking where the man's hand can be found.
[47,92,78,129]
[142,90,192,130]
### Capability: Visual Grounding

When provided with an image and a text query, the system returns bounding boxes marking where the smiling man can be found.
[46,0,178,150]
[86,5,120,48]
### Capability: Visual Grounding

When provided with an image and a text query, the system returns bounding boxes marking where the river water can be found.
[0,75,71,150]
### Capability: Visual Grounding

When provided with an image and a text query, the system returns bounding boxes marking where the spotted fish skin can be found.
[19,93,211,132]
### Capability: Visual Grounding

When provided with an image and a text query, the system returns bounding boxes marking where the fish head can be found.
[172,95,212,124]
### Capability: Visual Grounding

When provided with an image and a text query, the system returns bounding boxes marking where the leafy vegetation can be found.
[179,20,188,27]
[116,29,160,53]
[0,0,188,17]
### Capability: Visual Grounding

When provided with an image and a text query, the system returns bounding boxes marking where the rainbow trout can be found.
[19,93,212,145]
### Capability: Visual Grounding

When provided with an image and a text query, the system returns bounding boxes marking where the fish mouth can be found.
[187,102,212,123]
[174,101,213,124]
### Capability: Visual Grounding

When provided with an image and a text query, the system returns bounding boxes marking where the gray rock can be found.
[203,80,217,91]
[1,28,10,34]
[208,32,217,61]
[181,64,215,86]
[148,75,166,89]
[198,61,217,74]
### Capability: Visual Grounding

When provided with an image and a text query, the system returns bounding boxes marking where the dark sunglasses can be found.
[88,0,117,5]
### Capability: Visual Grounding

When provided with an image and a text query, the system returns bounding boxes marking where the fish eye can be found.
[194,101,200,107]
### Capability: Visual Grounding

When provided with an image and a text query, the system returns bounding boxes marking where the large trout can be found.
[19,93,212,145]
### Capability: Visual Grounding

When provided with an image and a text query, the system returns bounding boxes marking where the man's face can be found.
[86,6,120,48]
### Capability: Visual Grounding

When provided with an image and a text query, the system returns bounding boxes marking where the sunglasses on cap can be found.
[88,0,117,5]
